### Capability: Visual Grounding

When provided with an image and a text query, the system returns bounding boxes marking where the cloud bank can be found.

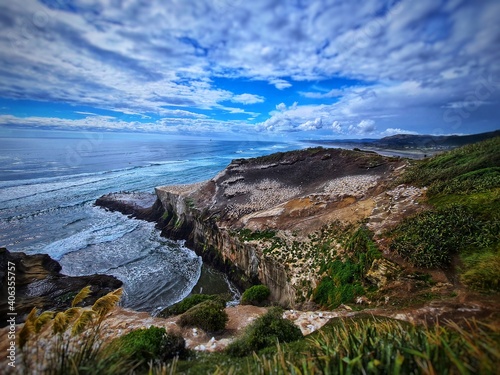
[0,0,498,138]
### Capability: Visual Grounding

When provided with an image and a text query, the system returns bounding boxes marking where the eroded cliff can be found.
[151,147,413,307]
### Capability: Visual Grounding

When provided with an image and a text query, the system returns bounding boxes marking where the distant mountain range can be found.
[311,130,500,151]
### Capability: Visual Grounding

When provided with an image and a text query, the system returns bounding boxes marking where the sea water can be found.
[0,129,303,314]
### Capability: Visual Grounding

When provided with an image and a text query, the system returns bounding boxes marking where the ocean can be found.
[0,129,304,314]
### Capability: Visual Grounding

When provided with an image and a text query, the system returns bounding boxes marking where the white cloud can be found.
[380,128,419,137]
[300,89,344,99]
[298,118,323,131]
[331,121,343,133]
[270,79,292,90]
[275,103,287,112]
[0,0,498,137]
[0,113,262,138]
[349,120,376,135]
[231,93,265,104]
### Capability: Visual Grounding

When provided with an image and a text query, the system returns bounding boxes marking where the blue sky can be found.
[0,0,499,140]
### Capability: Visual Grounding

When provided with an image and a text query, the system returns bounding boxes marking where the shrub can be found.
[226,307,303,357]
[461,250,500,291]
[389,205,496,268]
[159,294,221,317]
[313,225,379,308]
[313,273,365,308]
[178,300,228,332]
[241,285,270,305]
[112,326,185,365]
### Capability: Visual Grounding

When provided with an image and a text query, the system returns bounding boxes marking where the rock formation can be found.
[98,147,417,307]
[0,248,122,327]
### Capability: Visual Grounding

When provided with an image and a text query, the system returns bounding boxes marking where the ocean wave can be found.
[38,218,140,261]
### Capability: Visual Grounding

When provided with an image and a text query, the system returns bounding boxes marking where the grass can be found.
[389,204,495,268]
[397,137,500,190]
[18,287,125,375]
[389,136,500,289]
[169,315,500,375]
[461,249,500,291]
[19,302,500,374]
[313,225,381,308]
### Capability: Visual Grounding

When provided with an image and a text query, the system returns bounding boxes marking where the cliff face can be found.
[152,148,407,307]
[155,182,295,305]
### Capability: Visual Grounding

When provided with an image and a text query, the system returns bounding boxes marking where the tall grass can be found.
[199,316,500,375]
[18,287,125,375]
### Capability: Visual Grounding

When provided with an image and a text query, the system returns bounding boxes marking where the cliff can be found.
[97,143,499,312]
[149,147,410,307]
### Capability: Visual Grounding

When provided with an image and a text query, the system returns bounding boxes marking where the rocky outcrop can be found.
[95,192,164,222]
[94,148,420,308]
[150,148,406,307]
[0,248,122,326]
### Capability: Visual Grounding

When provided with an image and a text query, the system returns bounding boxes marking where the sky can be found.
[0,0,499,141]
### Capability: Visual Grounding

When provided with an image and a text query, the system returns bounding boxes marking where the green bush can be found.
[241,285,270,305]
[111,326,185,365]
[313,226,380,308]
[389,205,496,268]
[178,300,228,332]
[226,307,303,357]
[158,294,221,317]
[314,273,365,308]
[461,250,500,291]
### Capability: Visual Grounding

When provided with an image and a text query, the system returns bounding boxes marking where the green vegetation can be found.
[226,307,303,357]
[398,137,500,190]
[159,294,222,317]
[461,249,500,291]
[110,326,185,368]
[389,204,495,268]
[241,221,382,307]
[178,300,228,332]
[390,137,500,290]
[238,228,277,241]
[19,296,500,375]
[170,316,500,375]
[241,285,270,305]
[18,286,125,375]
[313,225,381,308]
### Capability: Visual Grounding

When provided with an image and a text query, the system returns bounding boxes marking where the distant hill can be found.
[311,130,500,151]
[372,130,500,149]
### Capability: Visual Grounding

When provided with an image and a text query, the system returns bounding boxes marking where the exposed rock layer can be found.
[98,148,408,307]
[0,248,122,327]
